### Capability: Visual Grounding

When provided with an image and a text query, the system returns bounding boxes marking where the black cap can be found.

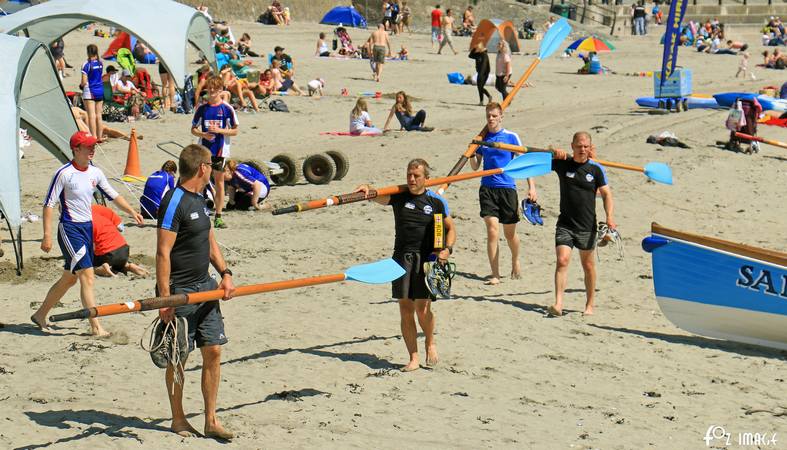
[274,46,284,52]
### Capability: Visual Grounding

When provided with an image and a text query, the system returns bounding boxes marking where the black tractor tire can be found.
[303,153,336,185]
[242,159,271,179]
[270,153,301,186]
[325,150,350,180]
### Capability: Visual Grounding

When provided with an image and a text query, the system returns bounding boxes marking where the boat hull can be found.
[644,224,787,350]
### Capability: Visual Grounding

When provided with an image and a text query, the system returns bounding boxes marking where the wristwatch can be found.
[220,268,233,278]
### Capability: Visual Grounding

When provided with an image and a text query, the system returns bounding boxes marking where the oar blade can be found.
[644,162,673,185]
[345,258,406,284]
[503,153,552,179]
[538,18,572,60]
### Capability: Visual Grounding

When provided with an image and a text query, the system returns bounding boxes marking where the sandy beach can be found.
[1,19,786,449]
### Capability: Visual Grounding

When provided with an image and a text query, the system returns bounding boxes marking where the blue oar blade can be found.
[345,258,406,284]
[538,18,572,60]
[502,153,552,179]
[644,162,673,185]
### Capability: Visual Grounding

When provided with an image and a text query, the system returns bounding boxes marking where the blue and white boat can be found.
[642,223,787,350]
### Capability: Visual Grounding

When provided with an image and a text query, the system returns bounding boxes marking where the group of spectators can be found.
[381,0,412,34]
[763,16,787,46]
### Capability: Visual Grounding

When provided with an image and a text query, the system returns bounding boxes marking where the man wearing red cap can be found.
[31,131,144,336]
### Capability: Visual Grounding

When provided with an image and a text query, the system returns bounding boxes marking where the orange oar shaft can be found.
[50,273,347,322]
[436,58,543,195]
[472,140,646,174]
[272,167,504,215]
[734,132,787,149]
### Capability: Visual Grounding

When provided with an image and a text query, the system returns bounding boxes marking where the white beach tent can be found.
[0,0,216,89]
[0,33,75,274]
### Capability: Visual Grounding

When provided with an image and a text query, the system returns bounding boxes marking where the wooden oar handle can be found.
[734,131,787,149]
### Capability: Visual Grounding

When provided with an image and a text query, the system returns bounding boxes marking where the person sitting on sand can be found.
[316,32,332,57]
[547,132,615,317]
[398,45,409,60]
[91,205,149,277]
[224,160,272,211]
[383,91,433,132]
[238,33,259,57]
[140,160,177,219]
[470,102,536,286]
[354,158,456,371]
[270,58,303,95]
[463,6,476,33]
[349,97,382,135]
[258,69,275,95]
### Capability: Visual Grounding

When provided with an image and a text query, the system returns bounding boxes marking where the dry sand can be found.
[1,21,786,449]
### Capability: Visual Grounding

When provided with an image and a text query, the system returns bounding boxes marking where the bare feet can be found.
[483,276,500,285]
[401,359,420,372]
[547,305,563,317]
[94,263,115,278]
[426,345,439,367]
[172,421,200,437]
[510,270,521,280]
[91,327,111,338]
[30,314,50,331]
[127,263,149,277]
[583,306,594,316]
[204,423,234,441]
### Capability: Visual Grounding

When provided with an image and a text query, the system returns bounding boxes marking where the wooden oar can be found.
[471,140,674,185]
[435,18,572,195]
[734,132,787,149]
[271,152,552,215]
[49,259,406,322]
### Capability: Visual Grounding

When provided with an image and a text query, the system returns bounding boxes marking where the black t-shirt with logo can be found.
[388,190,450,255]
[157,186,212,287]
[552,159,608,232]
[633,5,647,18]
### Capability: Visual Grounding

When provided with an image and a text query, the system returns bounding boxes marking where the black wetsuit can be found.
[469,48,491,104]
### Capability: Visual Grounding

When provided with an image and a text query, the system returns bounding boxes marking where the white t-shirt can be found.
[114,78,137,93]
[350,111,371,132]
[307,79,322,90]
[44,162,118,223]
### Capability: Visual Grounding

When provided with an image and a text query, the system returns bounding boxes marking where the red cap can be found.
[69,131,98,150]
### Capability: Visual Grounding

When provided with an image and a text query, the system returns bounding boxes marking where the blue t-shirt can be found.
[192,102,238,157]
[140,170,175,218]
[231,163,270,192]
[81,59,104,98]
[476,128,522,189]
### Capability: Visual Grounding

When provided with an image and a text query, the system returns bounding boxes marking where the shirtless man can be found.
[367,23,392,82]
[437,9,458,55]
[462,6,476,33]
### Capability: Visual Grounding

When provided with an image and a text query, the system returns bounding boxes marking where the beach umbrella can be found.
[49,259,406,322]
[272,152,552,215]
[566,36,615,53]
[435,18,573,195]
[471,140,673,185]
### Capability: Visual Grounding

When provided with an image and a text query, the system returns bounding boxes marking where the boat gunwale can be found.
[651,222,787,268]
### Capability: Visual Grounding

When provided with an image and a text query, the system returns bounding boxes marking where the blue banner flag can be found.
[660,0,688,87]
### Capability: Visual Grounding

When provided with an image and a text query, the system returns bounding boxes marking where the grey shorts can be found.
[166,277,228,352]
[555,225,596,251]
[373,45,386,64]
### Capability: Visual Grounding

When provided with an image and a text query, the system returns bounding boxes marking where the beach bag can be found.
[725,100,746,131]
[447,72,465,84]
[269,99,289,112]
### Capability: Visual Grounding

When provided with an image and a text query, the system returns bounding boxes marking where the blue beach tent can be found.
[320,6,366,28]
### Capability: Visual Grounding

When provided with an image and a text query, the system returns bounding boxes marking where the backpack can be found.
[269,99,289,112]
[179,74,195,114]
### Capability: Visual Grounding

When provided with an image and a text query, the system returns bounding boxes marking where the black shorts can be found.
[555,225,597,251]
[392,252,434,300]
[93,244,130,273]
[159,277,228,352]
[211,156,227,171]
[479,186,519,224]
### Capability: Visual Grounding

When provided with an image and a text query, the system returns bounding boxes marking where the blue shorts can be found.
[57,221,94,273]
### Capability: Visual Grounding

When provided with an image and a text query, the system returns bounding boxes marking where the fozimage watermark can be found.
[704,425,778,447]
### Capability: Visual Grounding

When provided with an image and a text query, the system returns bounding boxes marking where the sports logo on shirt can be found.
[585,173,594,182]
[405,202,415,209]
[567,172,576,178]
[190,212,199,220]
[423,205,433,215]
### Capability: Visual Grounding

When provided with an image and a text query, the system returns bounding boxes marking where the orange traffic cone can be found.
[122,128,146,182]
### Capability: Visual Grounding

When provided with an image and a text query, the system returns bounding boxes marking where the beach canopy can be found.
[0,33,76,274]
[469,19,520,53]
[0,0,215,88]
[566,36,615,53]
[320,6,367,28]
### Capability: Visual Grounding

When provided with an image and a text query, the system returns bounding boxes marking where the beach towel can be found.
[761,116,787,127]
[320,131,381,136]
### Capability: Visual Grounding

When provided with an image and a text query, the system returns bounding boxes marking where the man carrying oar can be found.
[356,159,456,371]
[549,132,615,317]
[469,102,537,285]
[156,144,236,440]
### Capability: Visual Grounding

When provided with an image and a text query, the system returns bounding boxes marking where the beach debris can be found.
[646,132,691,149]
[643,391,661,398]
